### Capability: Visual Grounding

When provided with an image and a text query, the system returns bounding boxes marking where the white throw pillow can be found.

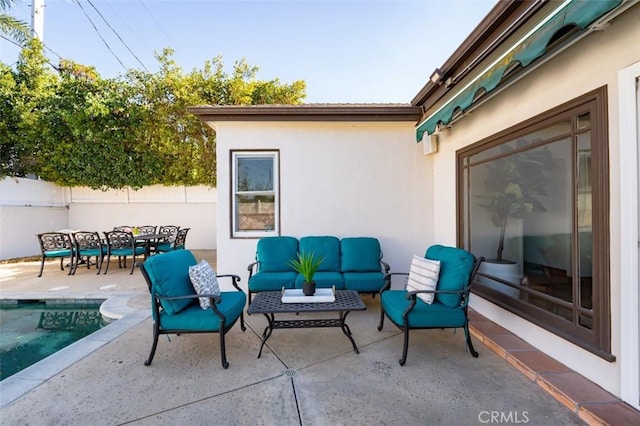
[188,259,221,309]
[406,255,441,304]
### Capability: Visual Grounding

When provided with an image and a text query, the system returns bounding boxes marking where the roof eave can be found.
[188,104,423,122]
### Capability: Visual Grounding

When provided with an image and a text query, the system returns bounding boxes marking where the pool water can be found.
[0,301,106,381]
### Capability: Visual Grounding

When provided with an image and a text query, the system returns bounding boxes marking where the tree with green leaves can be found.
[0,0,30,46]
[1,38,56,176]
[0,42,306,189]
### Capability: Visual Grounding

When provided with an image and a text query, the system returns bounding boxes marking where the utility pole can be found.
[31,0,44,41]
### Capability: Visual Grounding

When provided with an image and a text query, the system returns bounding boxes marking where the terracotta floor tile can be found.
[537,378,579,412]
[508,350,572,373]
[539,372,619,404]
[482,336,508,358]
[485,333,537,352]
[506,354,538,381]
[579,401,640,425]
[469,310,640,423]
[470,320,510,336]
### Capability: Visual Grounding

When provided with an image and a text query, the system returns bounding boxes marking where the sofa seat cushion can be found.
[249,271,298,291]
[425,245,475,307]
[159,291,246,331]
[299,236,341,272]
[340,237,381,272]
[144,250,198,315]
[343,271,385,292]
[295,271,345,289]
[381,290,466,328]
[257,236,299,272]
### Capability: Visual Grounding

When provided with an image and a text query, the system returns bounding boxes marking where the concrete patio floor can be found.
[0,250,636,425]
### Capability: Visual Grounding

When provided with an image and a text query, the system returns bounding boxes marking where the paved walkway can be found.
[0,251,637,425]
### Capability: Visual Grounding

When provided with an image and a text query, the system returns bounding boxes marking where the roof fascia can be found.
[188,105,423,123]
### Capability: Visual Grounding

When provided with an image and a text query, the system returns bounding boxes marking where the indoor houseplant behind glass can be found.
[476,141,555,296]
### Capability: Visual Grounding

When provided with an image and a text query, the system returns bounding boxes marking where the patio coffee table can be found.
[247,289,366,358]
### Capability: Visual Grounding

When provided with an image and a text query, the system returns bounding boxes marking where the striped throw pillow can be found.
[406,255,441,304]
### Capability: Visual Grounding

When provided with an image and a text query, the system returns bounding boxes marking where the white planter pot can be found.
[477,261,521,298]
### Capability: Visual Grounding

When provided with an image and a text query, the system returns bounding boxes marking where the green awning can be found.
[415,0,623,142]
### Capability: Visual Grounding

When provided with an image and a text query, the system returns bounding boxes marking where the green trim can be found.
[415,0,622,142]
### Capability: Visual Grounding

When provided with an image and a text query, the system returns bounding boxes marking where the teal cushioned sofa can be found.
[247,236,389,304]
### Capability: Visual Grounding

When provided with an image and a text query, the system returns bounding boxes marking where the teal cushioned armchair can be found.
[378,245,484,366]
[138,250,246,369]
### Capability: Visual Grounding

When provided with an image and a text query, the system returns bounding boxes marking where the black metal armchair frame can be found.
[36,232,74,277]
[378,255,484,366]
[137,263,247,369]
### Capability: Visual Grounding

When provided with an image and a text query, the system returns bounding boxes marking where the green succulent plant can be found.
[288,251,324,283]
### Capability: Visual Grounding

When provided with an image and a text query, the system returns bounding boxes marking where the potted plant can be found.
[289,251,324,296]
[476,141,555,294]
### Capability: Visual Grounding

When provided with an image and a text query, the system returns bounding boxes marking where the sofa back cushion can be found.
[257,236,299,272]
[425,245,475,307]
[340,237,381,272]
[299,236,340,272]
[144,249,198,314]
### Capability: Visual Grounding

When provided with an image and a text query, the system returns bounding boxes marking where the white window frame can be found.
[231,150,279,238]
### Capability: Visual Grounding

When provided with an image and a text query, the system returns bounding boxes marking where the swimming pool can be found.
[0,300,106,381]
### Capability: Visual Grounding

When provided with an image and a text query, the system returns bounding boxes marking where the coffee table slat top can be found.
[248,290,365,314]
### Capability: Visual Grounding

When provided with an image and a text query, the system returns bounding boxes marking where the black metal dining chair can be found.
[153,225,180,253]
[156,228,190,253]
[103,230,146,274]
[35,232,74,277]
[71,231,107,275]
[137,225,157,236]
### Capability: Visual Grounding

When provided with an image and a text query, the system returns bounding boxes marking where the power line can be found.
[0,34,60,72]
[103,1,155,63]
[137,0,174,47]
[0,34,25,49]
[73,0,128,73]
[137,0,190,68]
[85,0,149,72]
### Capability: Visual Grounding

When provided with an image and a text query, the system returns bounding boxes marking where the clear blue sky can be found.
[1,0,497,103]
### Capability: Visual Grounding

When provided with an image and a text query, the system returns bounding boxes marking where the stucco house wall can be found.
[213,121,435,286]
[429,3,640,401]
